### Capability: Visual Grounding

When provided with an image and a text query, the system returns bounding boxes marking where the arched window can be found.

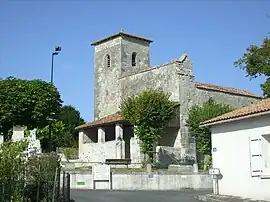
[105,54,110,68]
[132,52,137,67]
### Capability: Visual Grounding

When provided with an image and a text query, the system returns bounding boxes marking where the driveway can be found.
[71,189,209,202]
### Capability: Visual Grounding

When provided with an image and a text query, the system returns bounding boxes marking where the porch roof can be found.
[76,112,127,130]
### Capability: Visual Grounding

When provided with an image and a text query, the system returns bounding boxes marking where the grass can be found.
[58,147,79,159]
[63,166,170,173]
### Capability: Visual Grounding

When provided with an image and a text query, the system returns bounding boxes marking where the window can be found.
[105,54,110,68]
[132,52,137,67]
[249,134,270,178]
[261,134,270,177]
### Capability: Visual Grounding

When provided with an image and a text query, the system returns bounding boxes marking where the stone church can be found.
[77,31,261,167]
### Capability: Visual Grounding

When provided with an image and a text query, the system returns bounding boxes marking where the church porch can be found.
[76,113,137,164]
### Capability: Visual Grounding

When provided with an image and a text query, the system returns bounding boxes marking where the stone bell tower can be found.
[91,31,153,120]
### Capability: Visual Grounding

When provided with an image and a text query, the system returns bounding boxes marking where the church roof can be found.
[76,112,126,130]
[195,82,262,99]
[76,102,180,130]
[91,31,153,46]
[200,98,270,126]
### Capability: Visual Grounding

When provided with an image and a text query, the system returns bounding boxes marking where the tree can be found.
[187,99,233,155]
[36,120,74,151]
[234,37,270,97]
[120,89,177,161]
[0,77,62,140]
[58,105,85,140]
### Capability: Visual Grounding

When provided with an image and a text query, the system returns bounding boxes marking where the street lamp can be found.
[48,46,61,152]
[51,46,61,84]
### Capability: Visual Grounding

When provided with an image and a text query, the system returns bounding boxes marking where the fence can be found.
[0,154,71,202]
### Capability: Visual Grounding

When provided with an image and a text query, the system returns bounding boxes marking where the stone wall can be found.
[66,171,213,190]
[94,37,122,120]
[119,60,181,101]
[79,141,117,162]
[120,36,150,77]
[194,88,260,108]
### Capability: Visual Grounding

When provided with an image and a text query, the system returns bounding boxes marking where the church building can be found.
[76,31,261,167]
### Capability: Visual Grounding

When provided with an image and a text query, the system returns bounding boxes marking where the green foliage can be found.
[0,141,60,201]
[187,100,233,155]
[24,152,60,201]
[0,140,28,182]
[37,120,75,151]
[120,89,177,159]
[58,105,85,140]
[0,140,28,200]
[0,77,62,140]
[61,147,79,161]
[234,37,270,97]
[204,156,212,171]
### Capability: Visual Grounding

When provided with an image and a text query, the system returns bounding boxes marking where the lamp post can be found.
[48,46,61,152]
[51,46,61,84]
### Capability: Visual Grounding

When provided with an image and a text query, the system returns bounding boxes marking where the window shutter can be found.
[249,137,262,177]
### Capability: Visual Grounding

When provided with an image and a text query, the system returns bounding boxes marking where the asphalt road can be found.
[71,189,209,202]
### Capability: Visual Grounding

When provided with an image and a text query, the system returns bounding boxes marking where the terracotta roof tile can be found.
[195,82,261,98]
[77,112,125,130]
[201,98,270,126]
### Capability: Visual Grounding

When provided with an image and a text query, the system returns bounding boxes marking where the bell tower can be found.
[91,31,153,120]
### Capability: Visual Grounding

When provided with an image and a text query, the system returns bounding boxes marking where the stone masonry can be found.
[90,31,261,162]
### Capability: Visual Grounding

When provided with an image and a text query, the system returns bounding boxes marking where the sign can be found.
[77,182,86,186]
[209,168,220,175]
[93,164,111,181]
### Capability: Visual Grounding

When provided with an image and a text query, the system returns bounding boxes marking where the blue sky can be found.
[0,0,269,122]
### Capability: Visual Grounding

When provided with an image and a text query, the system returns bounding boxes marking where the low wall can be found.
[79,141,117,162]
[67,171,213,190]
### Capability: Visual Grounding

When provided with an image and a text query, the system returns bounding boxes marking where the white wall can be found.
[0,134,3,145]
[67,171,212,190]
[79,141,117,162]
[211,114,270,201]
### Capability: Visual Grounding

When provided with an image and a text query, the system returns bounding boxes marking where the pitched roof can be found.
[76,102,180,130]
[91,31,153,46]
[201,98,270,126]
[195,82,262,99]
[76,112,126,130]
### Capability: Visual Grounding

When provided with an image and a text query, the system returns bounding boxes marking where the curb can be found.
[194,195,223,202]
[194,195,268,202]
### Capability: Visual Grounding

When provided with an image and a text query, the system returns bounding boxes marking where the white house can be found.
[201,98,270,201]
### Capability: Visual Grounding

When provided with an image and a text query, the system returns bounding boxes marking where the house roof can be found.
[76,112,126,130]
[200,98,270,126]
[195,82,262,99]
[91,31,153,46]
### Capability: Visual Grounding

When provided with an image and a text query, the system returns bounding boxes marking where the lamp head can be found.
[55,46,61,52]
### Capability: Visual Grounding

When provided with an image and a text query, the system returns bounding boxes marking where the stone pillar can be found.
[115,124,125,159]
[78,131,85,159]
[130,126,143,167]
[12,126,24,142]
[98,127,105,143]
[115,124,123,140]
[0,134,3,145]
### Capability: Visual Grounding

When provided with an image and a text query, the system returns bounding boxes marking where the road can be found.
[71,189,209,202]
